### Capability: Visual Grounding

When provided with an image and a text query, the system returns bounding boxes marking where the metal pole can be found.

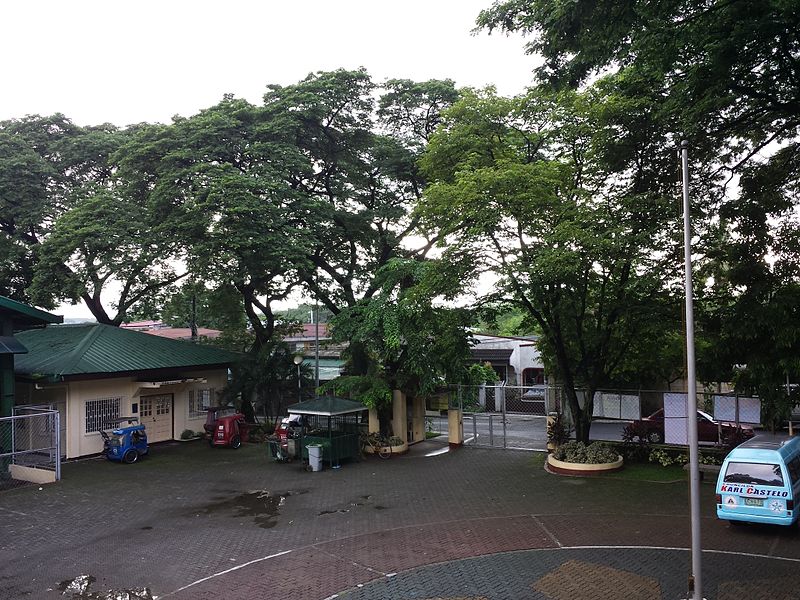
[55,411,61,481]
[314,301,320,391]
[297,364,302,403]
[681,140,703,600]
[502,387,507,449]
[788,374,793,436]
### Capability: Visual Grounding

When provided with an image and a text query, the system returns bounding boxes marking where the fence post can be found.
[501,387,507,448]
[472,413,477,445]
[489,414,493,446]
[55,411,61,481]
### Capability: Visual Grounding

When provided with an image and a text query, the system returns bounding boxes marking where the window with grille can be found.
[85,397,121,433]
[189,389,214,418]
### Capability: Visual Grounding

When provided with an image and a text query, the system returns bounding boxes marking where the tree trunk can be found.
[377,403,393,437]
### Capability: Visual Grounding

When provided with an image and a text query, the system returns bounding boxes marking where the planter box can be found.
[547,454,623,476]
[364,441,407,456]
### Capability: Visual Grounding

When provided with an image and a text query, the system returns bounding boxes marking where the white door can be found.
[140,394,173,442]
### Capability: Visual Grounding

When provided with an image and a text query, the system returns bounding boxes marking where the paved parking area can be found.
[1,439,799,599]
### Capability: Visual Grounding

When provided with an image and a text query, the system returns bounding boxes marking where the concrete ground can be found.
[0,438,798,600]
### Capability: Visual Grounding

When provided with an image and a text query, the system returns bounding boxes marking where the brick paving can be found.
[0,440,798,600]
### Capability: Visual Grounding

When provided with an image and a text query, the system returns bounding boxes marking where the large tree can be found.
[0,114,184,323]
[117,97,308,346]
[420,86,683,442]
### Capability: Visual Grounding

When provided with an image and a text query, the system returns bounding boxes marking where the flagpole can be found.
[681,139,702,600]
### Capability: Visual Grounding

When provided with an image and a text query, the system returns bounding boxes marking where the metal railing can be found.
[1,405,61,490]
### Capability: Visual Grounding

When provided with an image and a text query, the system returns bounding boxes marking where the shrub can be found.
[180,429,196,440]
[553,441,619,464]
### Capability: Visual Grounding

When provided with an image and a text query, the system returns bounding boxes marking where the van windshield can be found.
[723,462,784,487]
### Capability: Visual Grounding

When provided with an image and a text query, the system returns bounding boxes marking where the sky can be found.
[2,0,537,128]
[2,0,539,319]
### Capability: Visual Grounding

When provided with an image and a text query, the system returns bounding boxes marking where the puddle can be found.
[57,575,152,599]
[192,489,307,528]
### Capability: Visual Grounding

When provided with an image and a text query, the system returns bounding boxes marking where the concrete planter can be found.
[364,441,408,456]
[547,454,624,476]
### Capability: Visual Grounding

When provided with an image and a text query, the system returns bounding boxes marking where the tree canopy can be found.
[420,85,684,441]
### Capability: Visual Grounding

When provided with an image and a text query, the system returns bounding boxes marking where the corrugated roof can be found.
[0,295,63,331]
[14,323,240,380]
[287,396,367,416]
[470,348,513,364]
[0,336,28,355]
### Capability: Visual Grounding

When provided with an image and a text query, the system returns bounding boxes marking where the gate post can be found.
[391,390,407,446]
[448,408,463,448]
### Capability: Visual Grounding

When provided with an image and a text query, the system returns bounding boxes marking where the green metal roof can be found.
[301,358,344,381]
[14,323,240,380]
[0,336,28,355]
[0,295,62,331]
[287,396,368,416]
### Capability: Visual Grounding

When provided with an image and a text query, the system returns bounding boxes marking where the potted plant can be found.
[546,411,572,452]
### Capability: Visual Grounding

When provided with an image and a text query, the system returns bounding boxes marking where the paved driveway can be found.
[0,440,798,599]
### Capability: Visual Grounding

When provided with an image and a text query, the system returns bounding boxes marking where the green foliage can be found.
[648,448,723,468]
[477,0,800,421]
[321,374,392,410]
[0,115,179,323]
[329,257,476,401]
[420,86,682,442]
[553,441,617,464]
[180,429,196,440]
[464,363,499,386]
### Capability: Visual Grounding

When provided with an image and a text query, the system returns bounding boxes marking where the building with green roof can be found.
[0,295,62,419]
[15,323,240,458]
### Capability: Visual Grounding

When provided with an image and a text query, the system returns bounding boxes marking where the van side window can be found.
[788,457,800,485]
[723,462,784,487]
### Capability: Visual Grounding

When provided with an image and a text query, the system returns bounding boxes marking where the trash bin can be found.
[307,444,323,472]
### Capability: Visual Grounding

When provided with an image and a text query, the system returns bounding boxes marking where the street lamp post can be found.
[293,355,303,403]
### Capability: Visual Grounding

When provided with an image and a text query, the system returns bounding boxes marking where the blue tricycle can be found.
[100,417,148,464]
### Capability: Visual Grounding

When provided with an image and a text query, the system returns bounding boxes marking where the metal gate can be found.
[1,405,61,490]
[460,385,552,451]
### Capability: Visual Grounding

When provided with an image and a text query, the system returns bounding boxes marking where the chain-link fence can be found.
[0,405,61,490]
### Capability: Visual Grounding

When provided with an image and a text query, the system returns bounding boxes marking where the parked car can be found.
[632,409,755,445]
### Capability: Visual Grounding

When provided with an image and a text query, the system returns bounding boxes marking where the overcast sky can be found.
[2,0,537,127]
[2,0,538,319]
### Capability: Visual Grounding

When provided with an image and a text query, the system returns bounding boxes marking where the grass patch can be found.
[529,452,547,468]
[603,462,686,482]
[425,431,442,439]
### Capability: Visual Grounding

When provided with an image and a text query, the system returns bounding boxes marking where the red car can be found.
[633,409,755,445]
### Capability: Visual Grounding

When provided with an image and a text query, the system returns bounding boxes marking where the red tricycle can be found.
[205,407,249,449]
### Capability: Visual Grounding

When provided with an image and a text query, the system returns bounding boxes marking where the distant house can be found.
[121,320,222,341]
[14,324,239,459]
[282,322,345,382]
[470,333,547,386]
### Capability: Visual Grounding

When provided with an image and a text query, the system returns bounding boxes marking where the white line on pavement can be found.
[161,549,292,597]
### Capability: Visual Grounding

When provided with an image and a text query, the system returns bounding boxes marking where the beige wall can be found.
[23,369,229,459]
